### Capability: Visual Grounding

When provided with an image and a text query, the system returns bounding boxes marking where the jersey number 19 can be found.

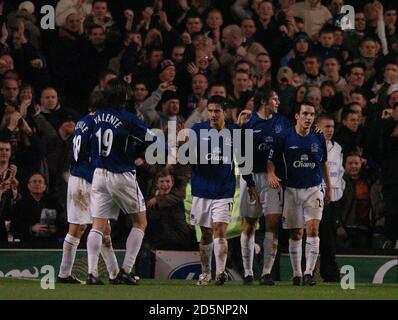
[96,128,114,157]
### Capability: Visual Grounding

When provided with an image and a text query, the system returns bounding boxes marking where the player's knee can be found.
[243,218,257,235]
[201,233,213,244]
[290,230,303,240]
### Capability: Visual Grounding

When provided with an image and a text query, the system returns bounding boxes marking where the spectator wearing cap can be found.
[152,90,185,131]
[56,0,92,28]
[219,24,267,77]
[323,55,346,91]
[299,52,327,87]
[157,59,176,87]
[281,32,311,75]
[275,66,296,119]
[290,0,332,40]
[6,1,41,50]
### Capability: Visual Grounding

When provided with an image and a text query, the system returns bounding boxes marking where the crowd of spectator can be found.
[0,0,397,252]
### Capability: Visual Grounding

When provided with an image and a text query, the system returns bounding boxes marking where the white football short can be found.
[190,197,234,228]
[90,168,146,220]
[282,185,324,229]
[67,175,92,225]
[239,173,283,218]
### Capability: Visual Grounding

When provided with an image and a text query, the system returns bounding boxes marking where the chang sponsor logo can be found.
[293,154,316,169]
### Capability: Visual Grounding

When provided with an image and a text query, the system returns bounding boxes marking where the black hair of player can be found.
[295,101,316,115]
[207,95,228,110]
[102,78,129,110]
[253,85,275,112]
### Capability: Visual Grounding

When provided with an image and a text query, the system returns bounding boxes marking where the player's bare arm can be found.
[267,160,281,189]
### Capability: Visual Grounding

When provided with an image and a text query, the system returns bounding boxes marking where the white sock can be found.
[87,229,103,277]
[122,227,144,274]
[59,234,80,278]
[199,242,213,274]
[289,239,302,277]
[304,237,320,275]
[240,232,254,277]
[262,232,278,276]
[101,235,119,280]
[214,238,228,275]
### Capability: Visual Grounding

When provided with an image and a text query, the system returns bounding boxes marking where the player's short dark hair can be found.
[88,91,103,113]
[102,78,129,110]
[207,95,228,110]
[253,85,275,112]
[295,101,316,115]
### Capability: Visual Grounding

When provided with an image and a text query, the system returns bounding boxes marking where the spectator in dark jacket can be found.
[0,139,18,242]
[334,108,363,157]
[380,104,398,249]
[10,172,65,242]
[145,168,196,250]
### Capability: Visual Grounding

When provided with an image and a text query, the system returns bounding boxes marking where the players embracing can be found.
[267,101,332,286]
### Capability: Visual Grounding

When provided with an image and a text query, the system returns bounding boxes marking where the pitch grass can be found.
[1,278,397,300]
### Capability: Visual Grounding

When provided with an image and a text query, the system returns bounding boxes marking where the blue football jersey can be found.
[242,112,291,173]
[90,108,155,173]
[70,114,94,183]
[269,127,327,189]
[190,121,238,199]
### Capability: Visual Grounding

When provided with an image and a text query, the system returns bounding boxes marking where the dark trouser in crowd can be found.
[319,201,340,282]
[383,186,398,243]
